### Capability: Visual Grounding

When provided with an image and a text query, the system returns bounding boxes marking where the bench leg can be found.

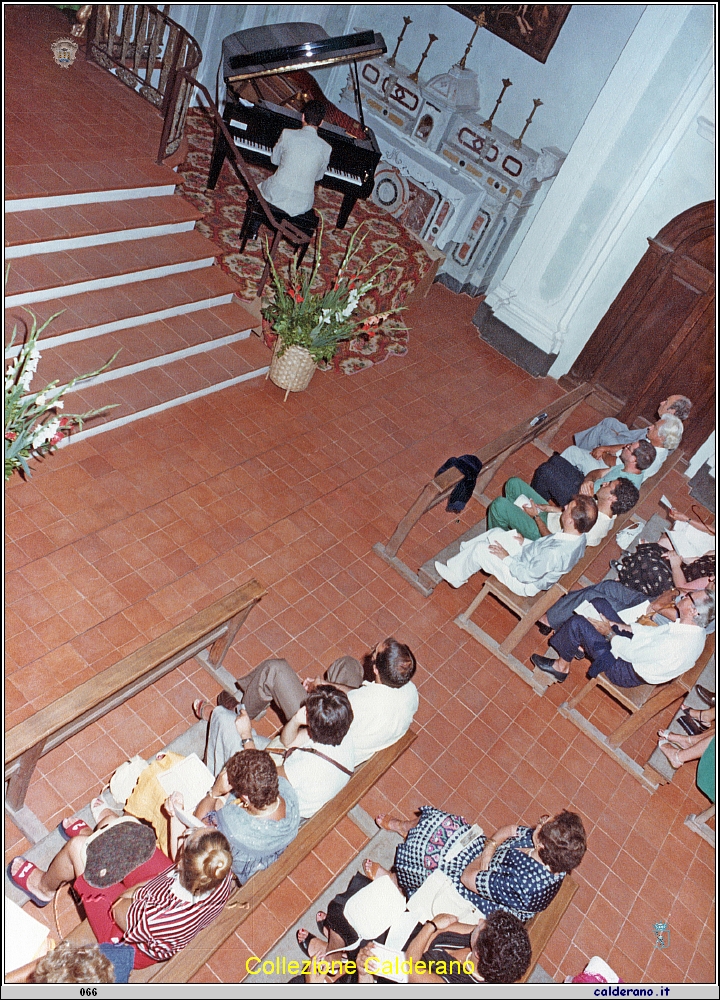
[206,603,259,670]
[607,681,685,748]
[5,740,45,812]
[565,675,599,711]
[459,580,493,623]
[499,584,564,657]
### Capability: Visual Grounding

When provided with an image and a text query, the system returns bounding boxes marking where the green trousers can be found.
[486,477,550,541]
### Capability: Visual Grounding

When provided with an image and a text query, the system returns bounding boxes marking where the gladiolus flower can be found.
[5,431,17,441]
[50,433,63,445]
[59,416,71,427]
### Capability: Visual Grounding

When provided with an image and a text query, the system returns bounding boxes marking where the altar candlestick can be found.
[512,98,543,149]
[482,78,512,131]
[409,33,438,84]
[387,16,412,68]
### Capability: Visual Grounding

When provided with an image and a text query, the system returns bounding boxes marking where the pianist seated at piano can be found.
[250,99,330,239]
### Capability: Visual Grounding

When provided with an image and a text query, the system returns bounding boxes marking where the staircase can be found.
[4,158,270,442]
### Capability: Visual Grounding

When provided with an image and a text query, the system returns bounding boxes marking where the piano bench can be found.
[239,193,317,267]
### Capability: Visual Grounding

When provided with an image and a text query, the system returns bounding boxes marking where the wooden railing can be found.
[85,4,202,160]
[5,580,266,842]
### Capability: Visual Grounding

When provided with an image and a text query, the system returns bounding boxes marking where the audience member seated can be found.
[192,747,300,884]
[375,807,586,922]
[531,439,656,509]
[574,394,692,451]
[435,495,597,594]
[487,476,638,548]
[220,639,418,765]
[9,796,233,970]
[530,591,714,686]
[613,508,715,598]
[658,707,715,789]
[204,690,355,819]
[563,414,682,484]
[536,580,683,637]
[31,942,116,984]
[294,881,532,983]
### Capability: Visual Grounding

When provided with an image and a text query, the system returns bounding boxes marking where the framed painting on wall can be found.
[449,5,571,63]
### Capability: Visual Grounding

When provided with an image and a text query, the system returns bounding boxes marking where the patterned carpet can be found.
[176,109,435,373]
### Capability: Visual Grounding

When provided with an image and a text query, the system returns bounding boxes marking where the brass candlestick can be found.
[457,12,485,70]
[482,78,512,131]
[387,16,412,68]
[409,33,438,84]
[512,98,543,149]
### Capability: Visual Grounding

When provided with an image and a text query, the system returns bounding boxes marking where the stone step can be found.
[63,335,271,440]
[5,157,178,212]
[5,268,244,353]
[5,194,203,258]
[30,302,260,388]
[5,230,219,308]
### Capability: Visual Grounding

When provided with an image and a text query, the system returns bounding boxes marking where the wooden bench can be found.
[5,580,266,843]
[454,450,683,695]
[522,874,578,983]
[130,730,418,982]
[373,384,596,596]
[559,634,715,791]
[684,805,715,848]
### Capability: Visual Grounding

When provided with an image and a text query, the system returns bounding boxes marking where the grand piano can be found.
[206,22,386,229]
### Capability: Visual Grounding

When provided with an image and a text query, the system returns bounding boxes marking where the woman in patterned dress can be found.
[376,807,586,921]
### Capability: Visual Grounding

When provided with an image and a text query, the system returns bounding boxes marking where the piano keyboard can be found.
[231,133,363,186]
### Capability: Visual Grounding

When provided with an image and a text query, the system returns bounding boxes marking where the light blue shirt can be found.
[506,531,586,588]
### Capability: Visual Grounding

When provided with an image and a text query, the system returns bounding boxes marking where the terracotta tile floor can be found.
[4,4,715,985]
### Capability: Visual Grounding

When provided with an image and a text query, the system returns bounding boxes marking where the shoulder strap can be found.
[284,745,353,777]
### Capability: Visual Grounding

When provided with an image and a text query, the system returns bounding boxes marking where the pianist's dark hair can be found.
[302,99,325,127]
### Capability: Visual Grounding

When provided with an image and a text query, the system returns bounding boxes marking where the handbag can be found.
[615,518,646,550]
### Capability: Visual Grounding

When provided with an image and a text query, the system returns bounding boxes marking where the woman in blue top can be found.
[196,737,300,885]
[378,807,586,922]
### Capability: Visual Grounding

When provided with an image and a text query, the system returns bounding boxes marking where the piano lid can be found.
[223,22,386,83]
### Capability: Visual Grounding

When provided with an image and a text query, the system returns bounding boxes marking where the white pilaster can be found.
[483,5,714,372]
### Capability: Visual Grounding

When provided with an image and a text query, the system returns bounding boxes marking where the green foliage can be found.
[262,218,403,364]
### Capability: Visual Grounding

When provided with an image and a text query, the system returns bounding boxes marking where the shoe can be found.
[8,858,51,907]
[193,698,213,722]
[217,690,242,713]
[296,929,320,957]
[677,713,709,736]
[658,740,683,769]
[694,684,716,707]
[316,911,328,937]
[435,561,463,587]
[530,653,568,683]
[57,817,92,841]
[537,622,553,636]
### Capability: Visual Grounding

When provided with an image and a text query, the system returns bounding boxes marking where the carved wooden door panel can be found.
[569,202,715,456]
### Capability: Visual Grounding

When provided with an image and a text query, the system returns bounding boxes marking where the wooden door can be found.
[569,201,715,455]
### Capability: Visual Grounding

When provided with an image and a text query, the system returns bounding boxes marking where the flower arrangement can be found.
[262,219,403,365]
[5,309,119,481]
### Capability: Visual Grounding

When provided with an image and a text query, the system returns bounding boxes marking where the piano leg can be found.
[336,190,359,230]
[206,133,229,191]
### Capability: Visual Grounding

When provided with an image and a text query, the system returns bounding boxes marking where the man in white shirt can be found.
[258,99,331,226]
[486,476,639,548]
[530,591,713,686]
[435,494,597,596]
[278,686,355,818]
[574,394,691,452]
[230,639,418,765]
[562,415,682,484]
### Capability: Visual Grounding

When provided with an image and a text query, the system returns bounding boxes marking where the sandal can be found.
[7,858,51,907]
[375,814,408,835]
[193,698,214,722]
[681,706,714,725]
[296,929,323,958]
[677,713,710,736]
[90,795,119,825]
[362,858,389,881]
[316,910,328,937]
[57,816,92,841]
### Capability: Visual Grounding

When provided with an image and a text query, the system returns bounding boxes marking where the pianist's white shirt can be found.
[259,125,331,217]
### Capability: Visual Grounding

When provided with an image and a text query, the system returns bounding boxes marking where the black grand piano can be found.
[206,22,386,229]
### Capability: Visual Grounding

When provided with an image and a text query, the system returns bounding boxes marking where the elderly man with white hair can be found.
[573,394,691,452]
[561,413,683,484]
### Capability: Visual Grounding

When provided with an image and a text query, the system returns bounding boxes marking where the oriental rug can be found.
[177,109,435,374]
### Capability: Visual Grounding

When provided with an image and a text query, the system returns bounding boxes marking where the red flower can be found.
[5,431,17,441]
[50,433,63,445]
[59,417,71,427]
